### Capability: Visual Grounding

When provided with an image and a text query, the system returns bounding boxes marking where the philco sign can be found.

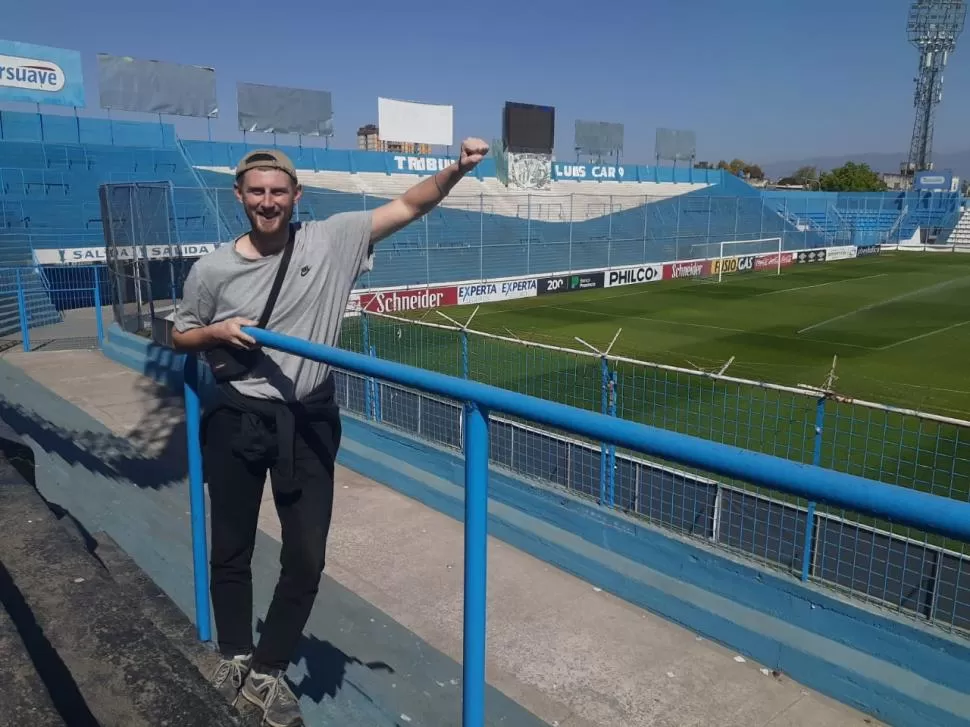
[606,264,662,288]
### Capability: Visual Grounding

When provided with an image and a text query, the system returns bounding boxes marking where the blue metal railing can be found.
[182,326,970,727]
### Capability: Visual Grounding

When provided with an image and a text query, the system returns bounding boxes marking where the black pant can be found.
[204,405,341,671]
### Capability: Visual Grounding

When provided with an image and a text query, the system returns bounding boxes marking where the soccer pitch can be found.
[345,252,970,511]
[446,252,970,419]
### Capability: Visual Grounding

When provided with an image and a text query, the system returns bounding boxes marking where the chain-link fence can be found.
[337,311,970,636]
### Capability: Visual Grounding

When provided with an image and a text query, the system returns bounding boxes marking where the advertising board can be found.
[824,246,857,262]
[663,259,710,280]
[796,249,827,264]
[537,272,605,295]
[856,244,882,257]
[0,39,86,107]
[458,278,537,305]
[358,286,458,314]
[33,244,222,264]
[711,256,756,275]
[606,264,662,288]
[754,252,795,271]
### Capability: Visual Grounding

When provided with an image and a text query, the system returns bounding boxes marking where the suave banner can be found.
[0,39,85,107]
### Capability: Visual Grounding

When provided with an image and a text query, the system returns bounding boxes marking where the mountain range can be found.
[760,150,970,181]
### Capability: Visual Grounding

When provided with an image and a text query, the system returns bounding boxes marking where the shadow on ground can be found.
[0,375,188,489]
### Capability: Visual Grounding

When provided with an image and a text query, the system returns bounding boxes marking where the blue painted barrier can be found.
[181,326,970,727]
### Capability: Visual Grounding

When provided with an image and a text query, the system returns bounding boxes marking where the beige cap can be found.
[234,148,298,183]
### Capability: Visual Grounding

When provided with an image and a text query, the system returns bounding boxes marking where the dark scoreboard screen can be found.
[503,101,555,154]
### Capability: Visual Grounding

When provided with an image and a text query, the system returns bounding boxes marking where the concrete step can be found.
[0,424,244,727]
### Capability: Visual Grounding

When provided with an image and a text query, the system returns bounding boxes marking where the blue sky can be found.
[4,0,970,165]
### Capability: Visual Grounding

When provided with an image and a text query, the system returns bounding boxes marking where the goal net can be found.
[687,237,784,283]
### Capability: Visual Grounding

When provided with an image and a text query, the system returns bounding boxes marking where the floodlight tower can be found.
[904,0,966,175]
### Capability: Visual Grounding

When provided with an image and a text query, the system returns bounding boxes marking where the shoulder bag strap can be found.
[256,225,296,329]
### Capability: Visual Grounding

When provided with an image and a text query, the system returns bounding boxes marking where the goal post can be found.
[688,237,784,283]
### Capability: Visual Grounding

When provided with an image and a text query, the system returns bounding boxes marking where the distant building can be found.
[356,124,432,155]
[879,171,911,191]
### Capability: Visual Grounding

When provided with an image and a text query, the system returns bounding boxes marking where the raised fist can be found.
[459,137,489,172]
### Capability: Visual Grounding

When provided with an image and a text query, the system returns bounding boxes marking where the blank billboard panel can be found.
[237,82,333,136]
[656,128,696,162]
[575,120,624,155]
[377,97,453,147]
[503,102,555,155]
[97,54,217,118]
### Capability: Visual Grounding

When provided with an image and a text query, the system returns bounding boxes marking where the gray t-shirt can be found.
[174,211,373,402]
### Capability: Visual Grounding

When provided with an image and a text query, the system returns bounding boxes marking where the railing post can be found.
[461,329,469,379]
[599,357,608,506]
[800,397,826,582]
[369,344,381,421]
[15,268,30,353]
[462,401,489,727]
[183,353,212,642]
[362,313,372,420]
[93,265,105,348]
[608,370,617,508]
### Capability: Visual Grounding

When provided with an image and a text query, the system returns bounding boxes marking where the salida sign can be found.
[606,264,662,288]
[358,286,457,314]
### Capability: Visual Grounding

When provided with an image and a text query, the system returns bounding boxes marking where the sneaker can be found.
[240,668,303,727]
[209,653,252,703]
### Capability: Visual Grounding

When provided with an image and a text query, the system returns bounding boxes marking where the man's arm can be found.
[370,137,489,245]
[171,318,256,353]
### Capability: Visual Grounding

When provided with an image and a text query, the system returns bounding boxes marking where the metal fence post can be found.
[15,268,30,353]
[599,357,608,505]
[183,353,212,642]
[362,313,372,420]
[369,344,381,421]
[800,397,827,582]
[461,329,469,379]
[93,265,105,348]
[462,401,489,727]
[608,370,618,508]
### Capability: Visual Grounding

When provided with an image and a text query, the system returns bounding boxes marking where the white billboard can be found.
[377,97,453,147]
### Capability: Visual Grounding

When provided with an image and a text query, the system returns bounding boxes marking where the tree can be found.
[792,166,819,185]
[818,162,888,192]
[744,164,765,180]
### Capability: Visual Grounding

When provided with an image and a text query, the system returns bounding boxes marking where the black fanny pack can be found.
[206,227,295,383]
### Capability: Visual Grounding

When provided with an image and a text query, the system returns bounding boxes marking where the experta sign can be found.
[459,278,537,305]
[0,39,85,107]
[606,264,662,288]
[538,272,604,295]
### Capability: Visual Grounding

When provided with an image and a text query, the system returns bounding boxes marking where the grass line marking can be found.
[549,306,876,350]
[797,275,970,335]
[878,320,970,351]
[756,273,888,297]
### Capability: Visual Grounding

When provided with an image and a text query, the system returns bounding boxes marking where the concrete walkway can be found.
[0,348,884,727]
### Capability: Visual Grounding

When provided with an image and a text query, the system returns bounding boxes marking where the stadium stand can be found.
[0,109,961,337]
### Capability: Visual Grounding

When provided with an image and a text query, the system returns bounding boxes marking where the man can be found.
[172,138,488,727]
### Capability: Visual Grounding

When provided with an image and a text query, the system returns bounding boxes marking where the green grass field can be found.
[342,252,970,516]
[450,252,970,418]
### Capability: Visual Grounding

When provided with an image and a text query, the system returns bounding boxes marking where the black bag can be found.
[205,227,295,383]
